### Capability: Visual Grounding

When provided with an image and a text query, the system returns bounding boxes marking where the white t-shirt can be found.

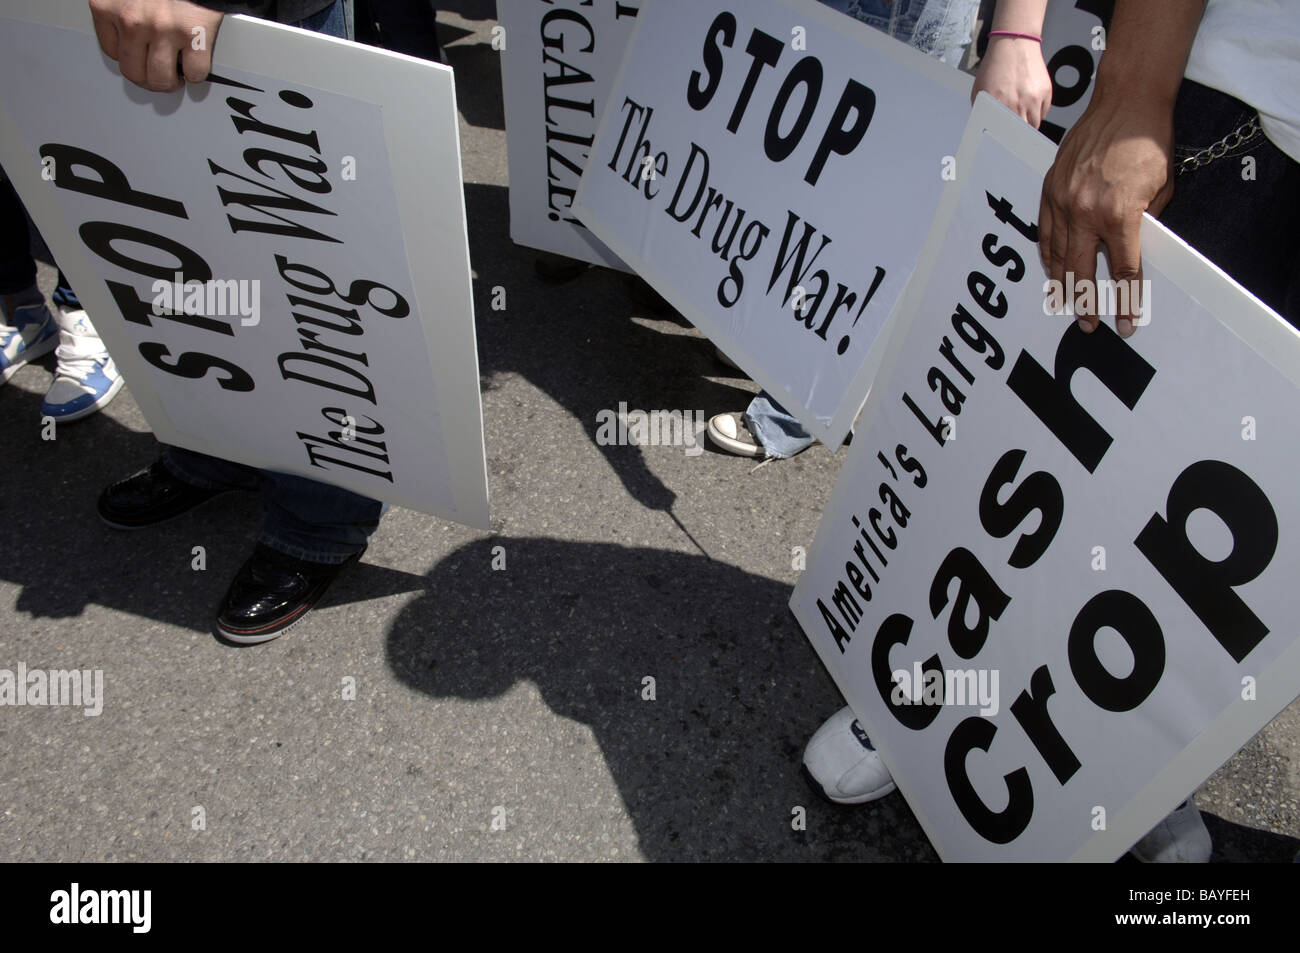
[1184,0,1300,163]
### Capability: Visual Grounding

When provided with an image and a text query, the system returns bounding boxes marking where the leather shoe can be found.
[216,545,363,644]
[98,459,232,529]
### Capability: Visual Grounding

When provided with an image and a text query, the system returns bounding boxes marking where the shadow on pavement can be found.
[1203,811,1300,864]
[385,535,940,861]
[441,40,505,131]
[0,383,425,627]
[463,181,758,532]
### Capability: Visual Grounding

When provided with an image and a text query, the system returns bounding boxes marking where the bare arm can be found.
[972,0,1052,128]
[1038,0,1206,336]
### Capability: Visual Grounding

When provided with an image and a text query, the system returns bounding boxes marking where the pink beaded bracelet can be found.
[988,30,1043,42]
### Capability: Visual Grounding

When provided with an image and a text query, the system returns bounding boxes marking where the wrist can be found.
[1092,55,1181,114]
[987,31,1042,44]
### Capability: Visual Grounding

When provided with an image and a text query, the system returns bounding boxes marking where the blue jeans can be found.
[163,447,381,563]
[824,0,978,65]
[295,0,354,40]
[745,393,818,459]
[159,0,377,565]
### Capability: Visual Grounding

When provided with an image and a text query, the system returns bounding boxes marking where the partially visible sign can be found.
[790,94,1300,861]
[498,0,640,268]
[0,3,489,527]
[574,0,972,448]
[1038,0,1111,144]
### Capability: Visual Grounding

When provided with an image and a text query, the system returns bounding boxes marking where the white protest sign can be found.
[0,2,488,528]
[498,0,640,268]
[790,94,1300,861]
[573,0,972,448]
[1037,0,1109,145]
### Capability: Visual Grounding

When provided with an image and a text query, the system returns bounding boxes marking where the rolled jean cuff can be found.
[256,535,363,565]
[163,446,380,563]
[744,392,816,459]
[260,470,381,564]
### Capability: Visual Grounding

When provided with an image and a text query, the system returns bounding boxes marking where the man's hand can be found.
[89,0,224,92]
[972,35,1053,129]
[1039,99,1174,336]
[1036,0,1206,338]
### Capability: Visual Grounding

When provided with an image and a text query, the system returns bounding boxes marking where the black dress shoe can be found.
[216,545,363,644]
[97,459,232,529]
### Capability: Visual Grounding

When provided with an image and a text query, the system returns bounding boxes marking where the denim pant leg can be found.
[838,0,978,62]
[162,446,262,492]
[259,471,381,564]
[162,446,380,563]
[293,0,354,39]
[745,391,817,459]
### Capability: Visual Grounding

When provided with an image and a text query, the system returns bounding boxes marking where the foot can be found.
[42,303,123,421]
[706,412,763,457]
[216,545,364,644]
[0,287,57,384]
[98,459,234,529]
[802,706,897,804]
[1129,801,1212,863]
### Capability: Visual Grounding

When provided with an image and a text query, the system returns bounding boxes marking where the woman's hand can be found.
[972,34,1053,129]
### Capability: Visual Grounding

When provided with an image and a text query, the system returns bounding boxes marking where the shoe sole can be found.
[43,374,125,423]
[215,604,312,645]
[706,419,763,458]
[800,763,897,806]
[0,333,57,384]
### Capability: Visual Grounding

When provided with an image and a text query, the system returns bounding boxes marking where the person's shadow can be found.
[385,535,942,861]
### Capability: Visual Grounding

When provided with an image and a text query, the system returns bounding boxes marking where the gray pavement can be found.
[1,12,1297,863]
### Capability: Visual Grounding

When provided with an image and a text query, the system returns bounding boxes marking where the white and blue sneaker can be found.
[802,705,897,804]
[41,301,123,422]
[0,286,57,384]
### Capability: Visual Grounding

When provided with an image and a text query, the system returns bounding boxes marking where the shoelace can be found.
[53,331,108,385]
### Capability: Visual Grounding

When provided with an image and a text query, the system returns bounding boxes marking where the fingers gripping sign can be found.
[1035,0,1198,342]
[88,0,225,92]
[1039,115,1175,338]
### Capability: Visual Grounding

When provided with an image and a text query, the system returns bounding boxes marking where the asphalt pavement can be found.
[0,10,1296,863]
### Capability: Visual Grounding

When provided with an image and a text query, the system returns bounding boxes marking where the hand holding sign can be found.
[1038,97,1173,337]
[89,0,225,90]
[1036,1,1205,338]
[971,0,1052,131]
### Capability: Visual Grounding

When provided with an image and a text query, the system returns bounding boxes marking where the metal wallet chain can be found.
[1177,115,1261,175]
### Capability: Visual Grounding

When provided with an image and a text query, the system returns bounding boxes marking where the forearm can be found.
[988,0,1048,36]
[1093,0,1207,110]
[975,0,1051,126]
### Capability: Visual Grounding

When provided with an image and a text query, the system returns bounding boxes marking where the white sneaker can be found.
[1130,801,1212,863]
[0,286,57,384]
[802,705,897,804]
[706,412,763,457]
[42,306,123,421]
